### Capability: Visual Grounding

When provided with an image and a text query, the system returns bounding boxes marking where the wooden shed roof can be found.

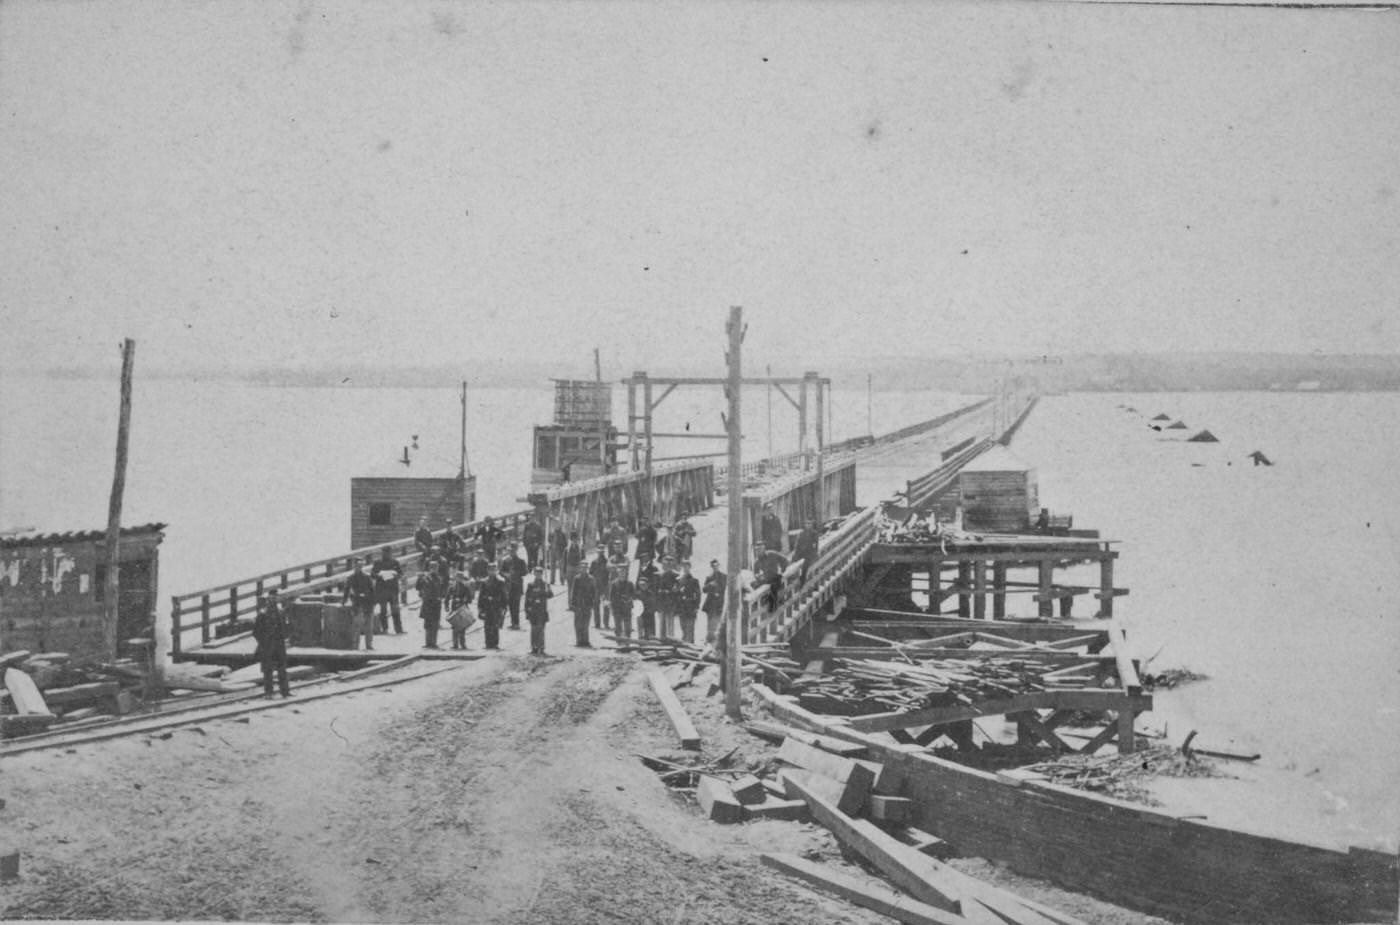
[0,523,166,550]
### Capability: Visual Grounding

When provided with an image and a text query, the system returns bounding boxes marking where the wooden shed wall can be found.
[0,532,162,661]
[959,469,1038,532]
[350,477,476,549]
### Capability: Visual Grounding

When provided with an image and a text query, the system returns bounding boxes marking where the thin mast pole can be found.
[103,339,135,663]
[724,306,745,720]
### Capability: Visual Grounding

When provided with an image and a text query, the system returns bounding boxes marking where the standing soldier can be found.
[588,544,611,629]
[548,521,569,584]
[568,564,597,648]
[416,563,445,650]
[254,593,292,699]
[524,566,553,655]
[373,547,404,635]
[477,565,508,650]
[760,502,786,552]
[702,559,727,643]
[441,518,466,569]
[604,518,629,561]
[523,515,546,572]
[446,567,475,650]
[792,518,820,586]
[344,557,376,650]
[564,531,584,587]
[655,555,679,638]
[608,566,635,638]
[752,540,789,613]
[414,516,434,557]
[676,561,702,643]
[501,542,529,630]
[467,548,491,589]
[475,515,504,562]
[635,519,658,569]
[636,575,657,639]
[673,514,697,561]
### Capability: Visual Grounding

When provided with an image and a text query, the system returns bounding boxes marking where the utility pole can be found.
[867,373,873,436]
[724,306,745,720]
[766,364,773,459]
[103,339,135,664]
[459,380,472,523]
[595,347,607,471]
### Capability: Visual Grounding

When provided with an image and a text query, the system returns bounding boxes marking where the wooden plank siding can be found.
[349,476,476,550]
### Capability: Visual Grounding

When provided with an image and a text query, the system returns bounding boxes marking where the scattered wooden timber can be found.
[4,668,51,715]
[743,719,867,757]
[887,825,956,859]
[334,655,421,682]
[778,766,869,817]
[745,797,808,821]
[867,794,913,823]
[40,681,119,707]
[760,853,965,925]
[778,738,878,797]
[696,775,745,824]
[730,774,767,806]
[645,667,701,751]
[784,773,966,916]
[0,651,32,669]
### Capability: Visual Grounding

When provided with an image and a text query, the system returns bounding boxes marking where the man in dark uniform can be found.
[548,521,569,584]
[501,542,529,630]
[477,565,508,650]
[344,557,376,650]
[608,566,635,638]
[568,565,597,648]
[792,518,820,586]
[253,592,292,699]
[676,560,702,644]
[752,540,789,613]
[446,566,474,650]
[702,559,726,643]
[635,519,658,568]
[416,564,445,649]
[467,549,491,587]
[588,545,610,629]
[604,518,629,561]
[475,515,504,562]
[673,515,696,561]
[655,555,679,638]
[563,531,584,587]
[414,517,434,557]
[636,575,657,639]
[524,566,553,655]
[760,503,786,552]
[522,515,545,571]
[373,547,404,634]
[441,518,466,568]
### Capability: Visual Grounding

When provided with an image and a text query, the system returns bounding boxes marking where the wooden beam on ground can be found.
[645,666,701,750]
[783,773,968,917]
[778,738,878,795]
[743,720,868,757]
[696,775,745,824]
[334,654,421,682]
[730,775,767,806]
[760,853,965,925]
[746,798,808,821]
[847,690,1151,733]
[40,681,120,707]
[3,670,50,715]
[868,794,913,823]
[779,768,869,817]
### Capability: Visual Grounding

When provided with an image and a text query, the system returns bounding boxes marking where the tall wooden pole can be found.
[766,364,773,459]
[867,373,872,436]
[724,306,745,720]
[595,347,607,470]
[103,339,135,663]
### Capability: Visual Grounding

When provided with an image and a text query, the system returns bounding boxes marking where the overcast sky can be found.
[2,1,1397,377]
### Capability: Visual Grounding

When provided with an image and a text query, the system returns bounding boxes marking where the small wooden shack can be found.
[350,471,476,549]
[532,379,616,486]
[0,524,164,662]
[957,446,1038,532]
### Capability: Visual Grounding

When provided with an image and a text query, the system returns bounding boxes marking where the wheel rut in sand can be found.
[288,656,638,923]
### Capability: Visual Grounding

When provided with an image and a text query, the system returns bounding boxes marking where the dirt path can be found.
[0,655,880,924]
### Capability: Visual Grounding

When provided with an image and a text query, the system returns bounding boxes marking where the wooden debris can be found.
[777,738,878,797]
[41,681,120,707]
[1,715,58,738]
[645,667,701,751]
[888,826,956,859]
[730,775,767,806]
[868,794,913,823]
[761,853,963,925]
[745,798,809,822]
[0,651,32,669]
[779,767,868,817]
[4,668,51,715]
[334,655,420,682]
[744,719,868,757]
[783,772,966,915]
[696,775,745,824]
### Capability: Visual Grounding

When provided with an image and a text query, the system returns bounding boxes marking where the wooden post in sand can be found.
[102,339,135,663]
[723,306,745,720]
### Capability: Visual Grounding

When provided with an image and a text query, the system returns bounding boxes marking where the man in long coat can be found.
[476,565,508,650]
[702,559,726,643]
[253,593,292,699]
[524,566,553,655]
[588,545,611,629]
[501,542,529,630]
[416,565,445,650]
[608,567,635,638]
[676,561,702,644]
[569,565,598,648]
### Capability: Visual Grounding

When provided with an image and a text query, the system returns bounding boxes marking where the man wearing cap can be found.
[635,574,657,639]
[635,519,658,569]
[475,515,504,562]
[416,562,445,649]
[344,557,376,650]
[588,544,611,629]
[548,521,569,585]
[604,518,629,561]
[524,566,553,655]
[673,514,696,561]
[253,593,291,699]
[477,564,508,650]
[373,547,404,634]
[568,561,597,648]
[655,555,679,638]
[792,518,820,586]
[414,516,434,557]
[608,565,635,638]
[702,559,727,643]
[752,540,788,613]
[500,542,529,630]
[676,561,702,644]
[760,503,786,552]
[441,518,466,568]
[522,515,546,572]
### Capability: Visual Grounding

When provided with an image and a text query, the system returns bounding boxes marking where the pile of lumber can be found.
[0,651,149,737]
[788,654,1092,716]
[1020,743,1223,804]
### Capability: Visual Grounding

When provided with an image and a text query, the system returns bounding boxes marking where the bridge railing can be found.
[169,509,534,658]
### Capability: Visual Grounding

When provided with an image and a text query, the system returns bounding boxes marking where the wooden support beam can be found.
[847,690,1150,733]
[972,560,987,620]
[1105,621,1142,696]
[760,853,965,925]
[992,562,1007,620]
[1012,711,1071,752]
[697,775,745,824]
[783,774,967,916]
[1076,719,1121,755]
[646,667,701,750]
[778,738,878,794]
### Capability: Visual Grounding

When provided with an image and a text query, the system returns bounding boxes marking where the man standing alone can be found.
[477,565,508,650]
[522,515,545,571]
[525,566,553,655]
[253,593,291,699]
